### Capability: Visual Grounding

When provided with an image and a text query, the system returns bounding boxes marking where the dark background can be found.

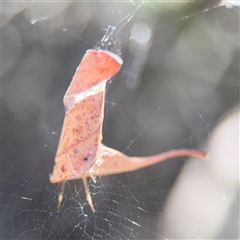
[1,1,239,239]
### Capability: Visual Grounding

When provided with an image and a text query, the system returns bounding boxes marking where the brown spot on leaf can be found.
[74,149,78,154]
[61,165,66,172]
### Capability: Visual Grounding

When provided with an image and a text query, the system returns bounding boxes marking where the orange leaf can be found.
[51,49,207,212]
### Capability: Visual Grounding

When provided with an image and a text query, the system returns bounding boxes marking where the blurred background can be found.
[1,1,239,239]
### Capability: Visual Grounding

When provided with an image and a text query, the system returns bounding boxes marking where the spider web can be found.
[1,1,239,239]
